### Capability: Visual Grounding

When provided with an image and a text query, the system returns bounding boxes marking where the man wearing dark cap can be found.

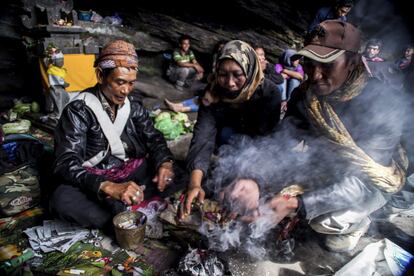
[51,40,175,229]
[272,20,409,252]
[221,20,408,252]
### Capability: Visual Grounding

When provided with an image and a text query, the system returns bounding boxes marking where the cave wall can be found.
[0,1,37,110]
[0,0,413,107]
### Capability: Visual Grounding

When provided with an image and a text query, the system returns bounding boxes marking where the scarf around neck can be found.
[304,63,407,193]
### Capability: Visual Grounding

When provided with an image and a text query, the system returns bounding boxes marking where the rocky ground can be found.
[135,74,203,113]
[223,211,414,275]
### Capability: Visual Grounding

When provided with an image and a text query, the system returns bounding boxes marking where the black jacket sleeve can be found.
[186,104,218,176]
[53,100,107,195]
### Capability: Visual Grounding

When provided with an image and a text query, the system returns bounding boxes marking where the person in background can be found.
[51,40,176,229]
[361,38,404,89]
[181,40,282,219]
[395,44,414,72]
[166,35,204,91]
[275,49,304,110]
[164,40,228,113]
[308,0,354,32]
[363,39,384,63]
[42,44,70,125]
[254,45,284,112]
[362,38,387,80]
[254,46,284,87]
[221,20,408,253]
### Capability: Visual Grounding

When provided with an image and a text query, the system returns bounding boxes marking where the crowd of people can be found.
[49,0,413,256]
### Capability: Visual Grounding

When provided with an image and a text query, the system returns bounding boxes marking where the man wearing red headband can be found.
[51,40,175,229]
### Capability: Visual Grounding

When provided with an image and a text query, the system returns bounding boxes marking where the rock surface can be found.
[1,0,413,102]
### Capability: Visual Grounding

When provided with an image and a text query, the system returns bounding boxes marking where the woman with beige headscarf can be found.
[181,40,282,219]
[51,40,176,229]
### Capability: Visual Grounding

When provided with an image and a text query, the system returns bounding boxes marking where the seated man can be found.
[275,49,304,107]
[253,45,284,87]
[167,35,204,91]
[395,44,414,72]
[253,46,285,111]
[51,40,175,229]
[308,0,354,32]
[362,38,386,78]
[362,38,402,87]
[220,20,408,252]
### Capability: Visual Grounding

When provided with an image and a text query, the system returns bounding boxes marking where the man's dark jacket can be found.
[53,86,173,197]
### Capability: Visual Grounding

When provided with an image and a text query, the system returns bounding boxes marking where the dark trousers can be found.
[50,160,186,229]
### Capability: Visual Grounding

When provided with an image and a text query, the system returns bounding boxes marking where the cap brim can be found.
[295,45,345,63]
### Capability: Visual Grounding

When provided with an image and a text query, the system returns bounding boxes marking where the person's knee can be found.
[50,185,73,214]
[84,211,112,229]
[288,79,301,91]
[50,185,111,229]
[177,67,191,79]
[168,67,178,82]
[188,67,197,76]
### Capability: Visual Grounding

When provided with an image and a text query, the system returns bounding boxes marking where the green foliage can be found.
[30,102,40,113]
[154,112,171,123]
[39,242,111,274]
[153,111,194,140]
[172,112,188,123]
[2,120,31,134]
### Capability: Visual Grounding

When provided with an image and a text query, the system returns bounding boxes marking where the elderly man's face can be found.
[303,53,355,96]
[100,67,137,106]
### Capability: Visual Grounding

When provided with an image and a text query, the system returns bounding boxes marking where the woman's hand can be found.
[179,170,205,219]
[152,161,174,192]
[100,181,145,205]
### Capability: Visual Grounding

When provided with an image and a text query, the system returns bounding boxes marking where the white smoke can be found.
[199,0,414,262]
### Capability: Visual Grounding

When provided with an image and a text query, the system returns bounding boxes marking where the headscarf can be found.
[94,40,138,70]
[207,40,264,104]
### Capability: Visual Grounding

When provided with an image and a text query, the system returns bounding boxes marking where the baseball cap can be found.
[297,20,361,63]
